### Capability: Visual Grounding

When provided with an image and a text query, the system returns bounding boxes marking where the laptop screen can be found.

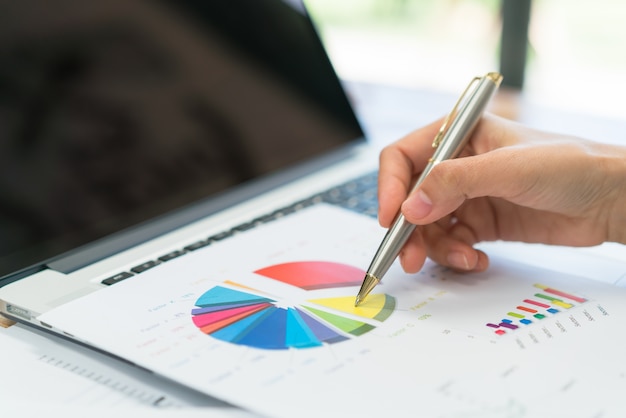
[0,0,364,278]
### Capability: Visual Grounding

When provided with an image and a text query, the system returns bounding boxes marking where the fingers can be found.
[397,227,428,273]
[401,148,531,226]
[399,221,490,273]
[422,221,490,272]
[377,114,521,228]
[378,118,444,227]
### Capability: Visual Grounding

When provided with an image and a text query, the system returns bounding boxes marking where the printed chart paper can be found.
[40,205,626,417]
[0,323,246,414]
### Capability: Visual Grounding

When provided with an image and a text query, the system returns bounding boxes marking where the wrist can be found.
[604,144,626,244]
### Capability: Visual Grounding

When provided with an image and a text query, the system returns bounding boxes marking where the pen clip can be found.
[432,76,481,148]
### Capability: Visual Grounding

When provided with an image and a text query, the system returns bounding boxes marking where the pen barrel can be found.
[366,213,416,281]
[430,74,502,164]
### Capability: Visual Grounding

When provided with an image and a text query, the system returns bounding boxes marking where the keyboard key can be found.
[184,240,211,251]
[101,271,133,286]
[233,222,257,232]
[158,250,186,262]
[210,230,233,241]
[131,260,160,274]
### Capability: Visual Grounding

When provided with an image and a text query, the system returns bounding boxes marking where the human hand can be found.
[378,114,626,274]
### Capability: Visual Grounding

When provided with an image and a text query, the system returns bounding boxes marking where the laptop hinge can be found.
[0,265,48,289]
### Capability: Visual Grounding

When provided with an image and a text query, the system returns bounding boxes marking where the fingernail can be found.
[404,189,432,220]
[447,251,470,270]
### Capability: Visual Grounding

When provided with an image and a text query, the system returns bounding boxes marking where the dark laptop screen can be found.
[0,0,364,278]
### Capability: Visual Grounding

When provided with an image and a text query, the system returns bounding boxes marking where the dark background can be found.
[0,0,363,277]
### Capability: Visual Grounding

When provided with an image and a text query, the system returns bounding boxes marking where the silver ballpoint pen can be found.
[355,72,503,306]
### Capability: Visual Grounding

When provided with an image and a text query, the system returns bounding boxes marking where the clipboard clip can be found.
[431,76,482,149]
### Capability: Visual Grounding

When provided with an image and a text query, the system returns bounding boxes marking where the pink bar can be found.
[523,299,550,308]
[543,287,586,303]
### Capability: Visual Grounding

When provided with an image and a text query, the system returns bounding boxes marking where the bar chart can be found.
[485,283,588,336]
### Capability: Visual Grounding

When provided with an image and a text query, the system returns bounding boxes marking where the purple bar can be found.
[499,322,519,330]
[486,323,500,328]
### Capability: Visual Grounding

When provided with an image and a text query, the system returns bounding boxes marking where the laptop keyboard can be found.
[101,171,378,286]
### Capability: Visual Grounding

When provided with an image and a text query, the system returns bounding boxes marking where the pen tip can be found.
[354,273,380,307]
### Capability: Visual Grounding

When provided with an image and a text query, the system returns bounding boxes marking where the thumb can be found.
[401,150,525,225]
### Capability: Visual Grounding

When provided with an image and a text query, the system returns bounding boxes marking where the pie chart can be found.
[191,261,395,350]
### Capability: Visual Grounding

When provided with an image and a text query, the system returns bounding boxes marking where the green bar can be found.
[533,313,546,319]
[535,293,561,303]
[507,312,525,319]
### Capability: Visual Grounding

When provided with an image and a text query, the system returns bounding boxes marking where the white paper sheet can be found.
[0,323,255,416]
[39,205,626,417]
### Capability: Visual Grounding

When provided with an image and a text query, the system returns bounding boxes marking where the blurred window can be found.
[306,0,626,120]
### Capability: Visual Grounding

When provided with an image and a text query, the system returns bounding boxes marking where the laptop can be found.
[0,0,379,329]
